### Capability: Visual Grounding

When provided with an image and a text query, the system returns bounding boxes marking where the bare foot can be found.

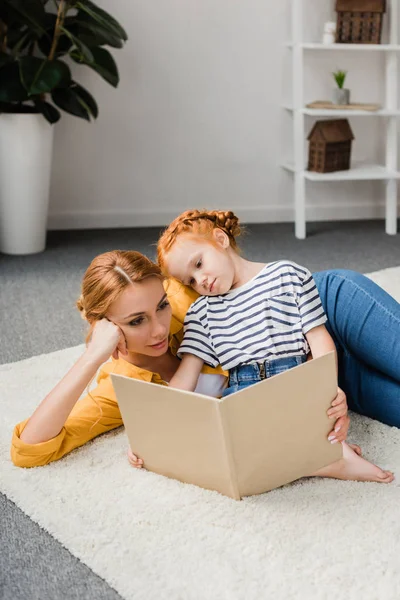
[311,442,394,483]
[348,443,362,456]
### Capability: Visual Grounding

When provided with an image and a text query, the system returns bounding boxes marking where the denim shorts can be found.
[222,355,308,397]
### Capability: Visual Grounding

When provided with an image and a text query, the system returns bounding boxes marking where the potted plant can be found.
[0,0,127,255]
[332,69,350,106]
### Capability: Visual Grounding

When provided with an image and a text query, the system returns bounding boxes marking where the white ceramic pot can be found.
[0,113,54,254]
[332,88,350,105]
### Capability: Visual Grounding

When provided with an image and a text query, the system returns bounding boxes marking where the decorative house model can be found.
[307,119,354,173]
[335,0,386,44]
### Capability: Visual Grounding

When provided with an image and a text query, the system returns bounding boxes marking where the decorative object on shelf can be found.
[335,0,386,45]
[306,100,380,111]
[0,0,127,255]
[322,21,337,44]
[307,119,354,173]
[332,69,350,104]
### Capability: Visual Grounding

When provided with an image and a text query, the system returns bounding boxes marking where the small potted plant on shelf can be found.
[332,69,350,106]
[0,0,127,255]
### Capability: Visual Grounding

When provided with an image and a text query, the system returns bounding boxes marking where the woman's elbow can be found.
[10,447,52,468]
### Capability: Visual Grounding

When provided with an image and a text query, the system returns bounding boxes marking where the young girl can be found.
[157,209,395,483]
[158,210,340,393]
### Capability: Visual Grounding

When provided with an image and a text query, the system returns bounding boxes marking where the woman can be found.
[11,248,398,483]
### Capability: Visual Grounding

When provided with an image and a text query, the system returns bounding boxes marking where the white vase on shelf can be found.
[0,113,54,255]
[332,88,350,105]
[322,21,336,44]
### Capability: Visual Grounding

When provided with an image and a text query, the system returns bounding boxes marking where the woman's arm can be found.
[20,350,107,445]
[169,354,205,391]
[18,319,126,446]
[306,324,349,441]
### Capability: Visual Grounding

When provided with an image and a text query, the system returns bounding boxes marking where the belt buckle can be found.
[258,361,266,380]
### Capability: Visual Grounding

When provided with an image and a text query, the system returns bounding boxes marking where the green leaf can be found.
[332,70,347,89]
[0,53,13,68]
[73,82,98,118]
[33,98,61,124]
[19,57,71,96]
[9,30,36,57]
[0,63,28,102]
[69,17,124,49]
[51,85,91,121]
[3,0,46,36]
[76,0,128,42]
[71,46,119,87]
[38,22,73,58]
[0,101,37,113]
[60,26,94,62]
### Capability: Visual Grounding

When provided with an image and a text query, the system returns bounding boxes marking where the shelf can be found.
[282,163,400,181]
[283,106,400,116]
[285,0,398,238]
[286,43,400,51]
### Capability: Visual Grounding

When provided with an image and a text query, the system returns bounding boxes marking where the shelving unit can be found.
[284,0,399,239]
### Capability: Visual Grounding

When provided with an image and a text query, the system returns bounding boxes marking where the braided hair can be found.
[157,209,242,272]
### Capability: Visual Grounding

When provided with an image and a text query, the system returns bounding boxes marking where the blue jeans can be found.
[313,270,400,427]
[222,355,307,397]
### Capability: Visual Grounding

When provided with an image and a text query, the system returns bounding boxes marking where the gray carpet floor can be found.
[1,220,399,600]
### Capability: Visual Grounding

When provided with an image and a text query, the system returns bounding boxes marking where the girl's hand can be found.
[86,318,128,363]
[127,446,144,469]
[328,414,350,444]
[327,386,347,420]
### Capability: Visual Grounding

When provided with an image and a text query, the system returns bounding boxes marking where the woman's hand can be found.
[328,414,350,444]
[127,446,144,469]
[326,387,349,443]
[327,386,347,420]
[86,319,128,363]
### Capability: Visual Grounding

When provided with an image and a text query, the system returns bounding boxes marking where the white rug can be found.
[2,267,400,600]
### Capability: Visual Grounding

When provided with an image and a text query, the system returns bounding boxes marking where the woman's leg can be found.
[311,441,394,483]
[313,269,400,427]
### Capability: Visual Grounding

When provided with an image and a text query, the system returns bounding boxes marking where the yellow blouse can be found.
[11,278,226,468]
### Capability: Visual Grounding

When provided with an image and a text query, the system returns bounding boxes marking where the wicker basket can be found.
[335,0,386,44]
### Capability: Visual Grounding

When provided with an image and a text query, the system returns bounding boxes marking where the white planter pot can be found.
[332,88,350,105]
[0,113,54,255]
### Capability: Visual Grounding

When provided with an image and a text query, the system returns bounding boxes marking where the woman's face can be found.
[106,277,172,357]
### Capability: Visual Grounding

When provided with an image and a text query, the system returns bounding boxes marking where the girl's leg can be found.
[313,269,400,426]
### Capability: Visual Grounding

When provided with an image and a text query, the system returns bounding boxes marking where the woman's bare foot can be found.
[348,443,362,456]
[311,442,394,483]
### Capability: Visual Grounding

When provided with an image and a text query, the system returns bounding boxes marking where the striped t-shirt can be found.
[178,261,327,371]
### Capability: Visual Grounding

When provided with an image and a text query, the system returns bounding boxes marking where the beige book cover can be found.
[111,352,342,500]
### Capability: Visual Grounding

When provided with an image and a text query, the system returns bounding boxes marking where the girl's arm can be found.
[305,324,337,364]
[18,319,126,446]
[169,354,205,391]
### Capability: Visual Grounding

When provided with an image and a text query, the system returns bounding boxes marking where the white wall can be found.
[48,0,400,229]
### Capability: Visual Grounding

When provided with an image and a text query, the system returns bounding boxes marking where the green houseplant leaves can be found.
[0,0,127,123]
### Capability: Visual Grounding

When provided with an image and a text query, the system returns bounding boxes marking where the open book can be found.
[111,352,342,500]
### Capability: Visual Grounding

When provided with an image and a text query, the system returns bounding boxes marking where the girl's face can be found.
[165,230,236,296]
[106,277,172,357]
